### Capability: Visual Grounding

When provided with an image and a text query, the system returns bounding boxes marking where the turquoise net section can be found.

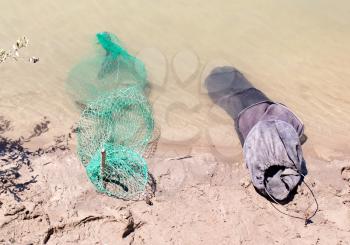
[67,32,156,199]
[86,144,148,199]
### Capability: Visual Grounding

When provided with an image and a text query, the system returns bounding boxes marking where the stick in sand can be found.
[101,149,106,188]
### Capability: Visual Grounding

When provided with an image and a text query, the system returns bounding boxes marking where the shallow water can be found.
[1,0,350,160]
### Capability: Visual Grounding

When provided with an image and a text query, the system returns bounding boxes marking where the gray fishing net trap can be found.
[66,32,159,200]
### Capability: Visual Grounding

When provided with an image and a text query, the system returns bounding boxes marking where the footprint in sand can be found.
[137,47,167,92]
[172,49,199,87]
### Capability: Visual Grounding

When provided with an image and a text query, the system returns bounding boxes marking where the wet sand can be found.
[1,0,350,244]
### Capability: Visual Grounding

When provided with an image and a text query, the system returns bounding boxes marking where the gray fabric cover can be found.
[238,103,304,141]
[205,66,306,201]
[205,66,271,119]
[243,120,304,200]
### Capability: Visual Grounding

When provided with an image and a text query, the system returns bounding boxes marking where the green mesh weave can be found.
[77,87,154,166]
[67,32,154,199]
[86,143,148,199]
[67,32,147,105]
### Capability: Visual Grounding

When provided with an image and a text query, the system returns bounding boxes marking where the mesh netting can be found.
[86,144,148,199]
[66,32,158,199]
[77,87,154,166]
[67,32,147,105]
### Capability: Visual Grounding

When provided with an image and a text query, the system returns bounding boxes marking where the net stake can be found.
[101,149,106,188]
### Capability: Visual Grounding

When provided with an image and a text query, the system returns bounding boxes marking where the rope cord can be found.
[264,173,319,225]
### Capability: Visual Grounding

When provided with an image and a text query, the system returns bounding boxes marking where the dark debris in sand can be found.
[0,116,72,202]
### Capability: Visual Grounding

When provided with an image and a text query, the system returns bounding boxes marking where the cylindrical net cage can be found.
[66,32,158,199]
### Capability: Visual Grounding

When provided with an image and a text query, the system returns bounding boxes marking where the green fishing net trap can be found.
[66,32,159,200]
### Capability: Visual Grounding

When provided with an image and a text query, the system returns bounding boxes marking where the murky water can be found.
[1,0,350,160]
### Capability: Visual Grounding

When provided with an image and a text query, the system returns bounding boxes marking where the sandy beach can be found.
[1,0,350,244]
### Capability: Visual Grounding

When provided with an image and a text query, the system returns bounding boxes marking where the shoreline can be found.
[0,132,349,244]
